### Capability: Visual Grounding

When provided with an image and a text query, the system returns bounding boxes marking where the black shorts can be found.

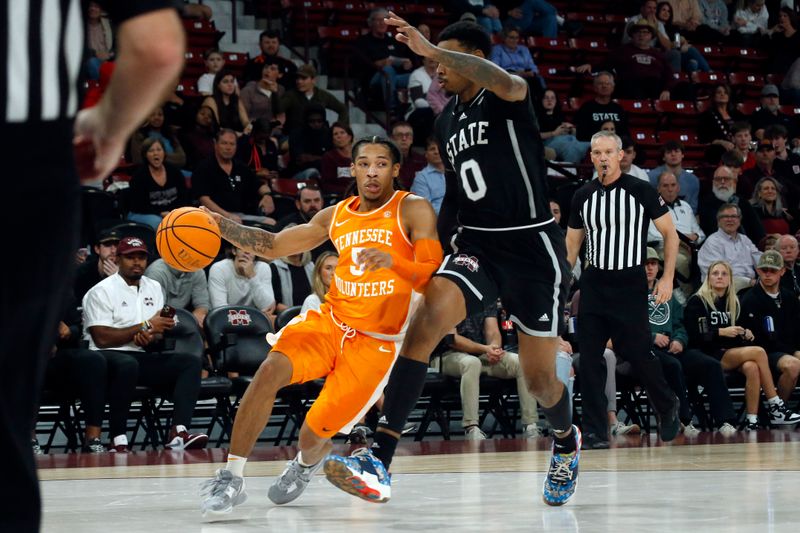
[767,351,790,375]
[435,222,571,337]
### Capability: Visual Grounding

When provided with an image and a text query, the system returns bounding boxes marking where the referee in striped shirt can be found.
[2,2,183,530]
[566,131,680,449]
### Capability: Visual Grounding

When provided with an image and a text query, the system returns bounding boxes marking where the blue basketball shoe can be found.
[323,447,391,503]
[542,425,581,506]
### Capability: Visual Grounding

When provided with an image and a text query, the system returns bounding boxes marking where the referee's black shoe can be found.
[657,396,680,442]
[581,433,610,450]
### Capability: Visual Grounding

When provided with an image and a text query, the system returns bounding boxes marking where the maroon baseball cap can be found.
[117,236,149,255]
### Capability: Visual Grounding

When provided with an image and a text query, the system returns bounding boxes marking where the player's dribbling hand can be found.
[385,11,437,58]
[652,277,673,305]
[198,206,225,225]
[357,248,393,271]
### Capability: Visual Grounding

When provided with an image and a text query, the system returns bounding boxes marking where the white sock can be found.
[113,434,128,447]
[175,424,188,433]
[746,414,758,424]
[297,451,313,467]
[767,396,782,406]
[226,453,247,477]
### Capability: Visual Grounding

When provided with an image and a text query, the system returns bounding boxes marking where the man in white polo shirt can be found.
[82,237,207,452]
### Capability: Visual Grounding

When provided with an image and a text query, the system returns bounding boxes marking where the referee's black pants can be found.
[577,266,677,440]
[1,121,80,532]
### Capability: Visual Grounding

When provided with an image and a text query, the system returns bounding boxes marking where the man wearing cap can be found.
[698,203,762,291]
[741,250,800,401]
[74,228,120,302]
[608,20,674,100]
[776,234,800,300]
[82,237,208,452]
[280,63,348,135]
[622,0,681,72]
[750,85,798,141]
[648,141,700,212]
[644,247,739,436]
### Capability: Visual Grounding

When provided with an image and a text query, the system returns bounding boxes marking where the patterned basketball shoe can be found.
[543,425,582,506]
[323,447,391,503]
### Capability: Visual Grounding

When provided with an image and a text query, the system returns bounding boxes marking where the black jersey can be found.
[568,173,668,270]
[434,87,552,230]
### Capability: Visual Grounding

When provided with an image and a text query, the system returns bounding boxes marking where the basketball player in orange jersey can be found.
[200,137,442,517]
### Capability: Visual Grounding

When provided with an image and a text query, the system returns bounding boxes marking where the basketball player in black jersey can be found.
[323,16,580,506]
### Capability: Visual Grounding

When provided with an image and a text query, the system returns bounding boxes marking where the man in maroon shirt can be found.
[610,20,674,100]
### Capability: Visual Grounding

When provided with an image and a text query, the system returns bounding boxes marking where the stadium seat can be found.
[728,71,764,101]
[654,100,699,131]
[617,99,658,130]
[275,305,303,331]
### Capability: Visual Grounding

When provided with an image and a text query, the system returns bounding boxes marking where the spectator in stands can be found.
[608,20,674,100]
[392,121,427,189]
[656,2,711,72]
[742,139,799,214]
[750,84,797,140]
[145,258,210,327]
[648,140,700,211]
[665,0,703,33]
[209,245,276,320]
[537,89,590,164]
[126,138,191,230]
[406,57,438,147]
[573,72,630,142]
[767,124,800,184]
[642,247,698,435]
[281,63,348,136]
[85,2,113,80]
[684,259,800,430]
[82,237,208,451]
[450,0,503,35]
[504,0,559,37]
[240,60,285,127]
[750,176,794,234]
[287,104,332,180]
[300,251,339,313]
[733,0,770,46]
[128,106,186,168]
[699,164,766,243]
[776,234,800,298]
[240,118,280,181]
[75,229,119,302]
[356,8,413,113]
[741,250,800,400]
[647,171,705,285]
[202,71,252,136]
[197,49,230,96]
[432,301,542,440]
[758,232,782,251]
[411,137,447,214]
[320,122,354,197]
[276,183,324,230]
[181,105,218,171]
[269,246,313,311]
[768,7,800,74]
[245,30,297,89]
[620,137,651,181]
[624,0,682,73]
[698,84,745,158]
[698,203,762,290]
[697,0,732,42]
[490,25,544,99]
[193,129,276,224]
[731,121,757,170]
[426,72,452,116]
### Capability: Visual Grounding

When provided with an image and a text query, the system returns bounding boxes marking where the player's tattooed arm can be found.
[217,218,277,257]
[430,48,528,102]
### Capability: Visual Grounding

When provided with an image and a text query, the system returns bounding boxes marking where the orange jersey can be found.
[325,190,420,338]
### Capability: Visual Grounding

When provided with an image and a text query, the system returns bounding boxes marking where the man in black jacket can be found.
[741,250,800,401]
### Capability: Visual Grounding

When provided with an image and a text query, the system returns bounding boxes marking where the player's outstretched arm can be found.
[385,11,527,102]
[204,206,334,260]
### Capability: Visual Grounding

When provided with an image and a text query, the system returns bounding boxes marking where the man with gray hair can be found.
[776,234,800,299]
[698,164,765,244]
[572,72,630,142]
[698,203,762,291]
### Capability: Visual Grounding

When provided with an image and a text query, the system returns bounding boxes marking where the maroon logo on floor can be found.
[227,309,252,326]
[453,254,479,272]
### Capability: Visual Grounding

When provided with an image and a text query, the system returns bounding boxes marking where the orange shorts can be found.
[269,305,400,439]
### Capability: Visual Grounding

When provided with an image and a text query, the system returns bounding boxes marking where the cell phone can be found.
[160,305,176,319]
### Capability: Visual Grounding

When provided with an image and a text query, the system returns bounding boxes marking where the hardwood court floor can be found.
[39,431,800,532]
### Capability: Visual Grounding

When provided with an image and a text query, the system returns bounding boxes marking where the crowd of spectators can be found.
[37,0,800,453]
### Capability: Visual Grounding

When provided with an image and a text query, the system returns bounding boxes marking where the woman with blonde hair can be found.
[301,251,339,313]
[684,260,800,430]
[751,176,792,235]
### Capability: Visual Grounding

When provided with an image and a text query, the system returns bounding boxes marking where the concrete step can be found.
[349,106,366,124]
[214,14,256,30]
[203,0,245,17]
[328,89,345,103]
[352,123,387,139]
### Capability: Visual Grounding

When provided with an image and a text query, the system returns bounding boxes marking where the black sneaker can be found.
[658,396,680,442]
[744,420,759,432]
[768,401,800,426]
[346,425,370,445]
[32,439,43,456]
[82,437,106,453]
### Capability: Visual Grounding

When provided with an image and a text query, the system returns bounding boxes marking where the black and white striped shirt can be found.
[568,173,668,271]
[1,0,171,125]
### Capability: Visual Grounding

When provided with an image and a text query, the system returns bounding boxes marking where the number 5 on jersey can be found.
[350,247,365,276]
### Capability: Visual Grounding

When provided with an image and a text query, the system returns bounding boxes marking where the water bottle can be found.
[674,32,681,49]
[764,316,775,339]
[698,317,712,342]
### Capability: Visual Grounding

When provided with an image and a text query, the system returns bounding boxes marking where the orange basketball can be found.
[156,207,221,272]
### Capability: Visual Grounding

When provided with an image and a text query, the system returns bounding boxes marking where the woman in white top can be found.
[300,251,339,314]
